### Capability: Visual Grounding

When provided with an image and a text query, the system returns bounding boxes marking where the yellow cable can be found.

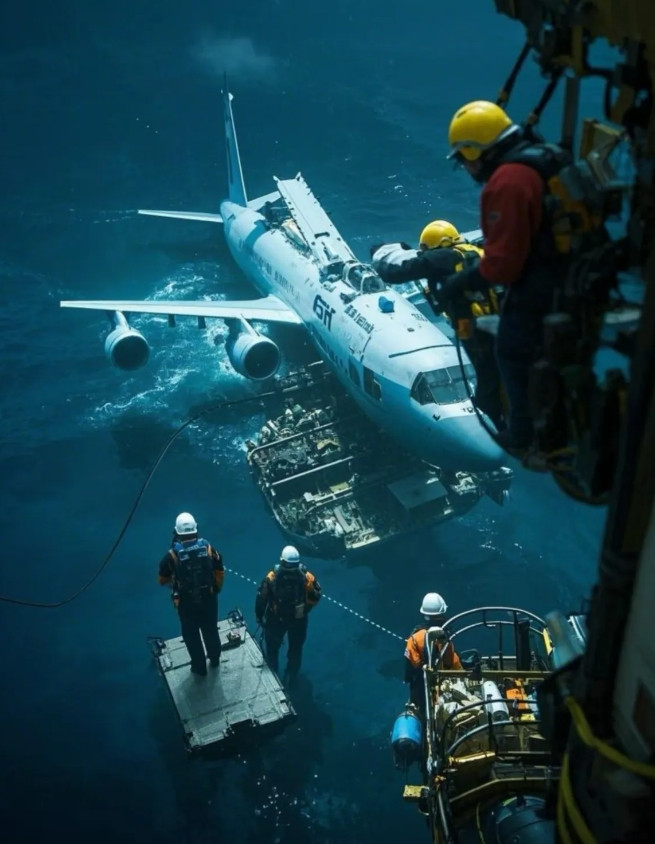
[475,801,485,843]
[566,696,655,780]
[560,754,597,844]
[557,782,576,844]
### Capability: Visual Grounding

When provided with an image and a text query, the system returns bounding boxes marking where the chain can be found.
[225,566,404,642]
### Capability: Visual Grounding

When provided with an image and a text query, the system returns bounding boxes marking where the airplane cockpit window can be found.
[410,364,476,405]
[343,263,386,294]
[323,260,345,282]
[363,365,382,400]
[361,271,386,294]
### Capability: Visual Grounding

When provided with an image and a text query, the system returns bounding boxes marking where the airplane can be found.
[60,87,505,473]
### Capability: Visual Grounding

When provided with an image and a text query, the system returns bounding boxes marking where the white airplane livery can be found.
[61,87,504,472]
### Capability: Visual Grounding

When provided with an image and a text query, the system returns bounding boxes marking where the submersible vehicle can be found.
[243,363,512,558]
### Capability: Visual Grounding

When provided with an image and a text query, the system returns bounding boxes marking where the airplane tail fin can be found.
[223,79,248,206]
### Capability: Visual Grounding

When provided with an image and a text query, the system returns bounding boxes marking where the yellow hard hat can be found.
[448,101,515,162]
[419,220,462,249]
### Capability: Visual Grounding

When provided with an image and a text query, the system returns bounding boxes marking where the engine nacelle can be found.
[225,320,280,381]
[104,311,150,371]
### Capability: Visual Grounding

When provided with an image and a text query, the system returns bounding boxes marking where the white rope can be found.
[322,595,404,641]
[225,566,404,642]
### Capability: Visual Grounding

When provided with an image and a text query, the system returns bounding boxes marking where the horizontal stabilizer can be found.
[138,209,224,223]
[138,193,282,223]
[60,295,302,325]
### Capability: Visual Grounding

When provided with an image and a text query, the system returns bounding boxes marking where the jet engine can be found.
[225,318,281,381]
[104,311,150,371]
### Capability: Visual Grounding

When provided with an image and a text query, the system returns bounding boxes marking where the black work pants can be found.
[264,615,308,678]
[177,591,221,675]
[408,677,427,716]
[496,309,543,447]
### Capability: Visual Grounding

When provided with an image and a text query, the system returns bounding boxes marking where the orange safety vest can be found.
[264,566,320,616]
[404,627,462,670]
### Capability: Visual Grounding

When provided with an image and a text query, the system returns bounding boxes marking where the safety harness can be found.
[496,142,626,500]
[268,564,307,618]
[501,141,610,261]
[171,539,214,600]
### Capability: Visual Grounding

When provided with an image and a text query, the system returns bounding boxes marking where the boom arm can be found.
[486,2,655,841]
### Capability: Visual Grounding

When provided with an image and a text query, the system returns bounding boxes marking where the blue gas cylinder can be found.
[391,709,422,768]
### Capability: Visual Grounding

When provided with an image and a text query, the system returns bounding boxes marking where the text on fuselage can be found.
[344,303,374,334]
[313,294,336,330]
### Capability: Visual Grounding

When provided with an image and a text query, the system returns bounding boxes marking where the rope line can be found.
[226,566,404,642]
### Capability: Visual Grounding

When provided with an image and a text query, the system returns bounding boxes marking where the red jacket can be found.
[478,162,544,287]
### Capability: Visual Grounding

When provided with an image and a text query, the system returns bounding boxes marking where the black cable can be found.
[525,68,564,128]
[497,40,532,110]
[454,330,500,440]
[0,387,280,608]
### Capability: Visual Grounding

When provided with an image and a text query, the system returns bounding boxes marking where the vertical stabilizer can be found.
[223,81,248,206]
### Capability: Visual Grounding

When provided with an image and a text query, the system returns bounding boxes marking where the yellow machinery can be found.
[402,2,655,840]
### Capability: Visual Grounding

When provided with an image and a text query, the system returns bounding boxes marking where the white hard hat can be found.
[174,512,198,535]
[280,545,300,566]
[420,592,448,616]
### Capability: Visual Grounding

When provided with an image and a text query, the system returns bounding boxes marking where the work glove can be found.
[431,273,466,313]
[433,267,489,312]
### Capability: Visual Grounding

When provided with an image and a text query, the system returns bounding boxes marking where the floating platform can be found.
[150,609,296,754]
[245,363,513,558]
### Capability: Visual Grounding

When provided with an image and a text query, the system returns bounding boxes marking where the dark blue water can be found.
[1,3,609,842]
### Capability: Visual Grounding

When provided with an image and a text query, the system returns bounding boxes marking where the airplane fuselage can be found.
[221,200,503,471]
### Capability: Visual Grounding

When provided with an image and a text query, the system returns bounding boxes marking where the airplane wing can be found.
[59,295,303,325]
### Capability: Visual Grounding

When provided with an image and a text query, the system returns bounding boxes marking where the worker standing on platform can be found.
[255,545,322,683]
[158,512,225,677]
[404,592,462,710]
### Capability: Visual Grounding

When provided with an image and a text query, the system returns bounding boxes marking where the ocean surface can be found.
[1,3,610,842]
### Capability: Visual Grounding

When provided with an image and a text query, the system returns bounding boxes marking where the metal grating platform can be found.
[151,611,296,753]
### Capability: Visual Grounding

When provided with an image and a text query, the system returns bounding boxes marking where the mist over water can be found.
[1,3,608,842]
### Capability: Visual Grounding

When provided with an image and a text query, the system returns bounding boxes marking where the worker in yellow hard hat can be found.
[371,220,506,430]
[433,100,574,452]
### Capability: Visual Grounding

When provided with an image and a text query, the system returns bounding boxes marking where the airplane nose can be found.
[430,415,504,471]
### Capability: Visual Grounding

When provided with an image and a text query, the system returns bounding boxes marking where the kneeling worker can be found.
[404,592,462,710]
[255,545,322,682]
[371,222,505,430]
[158,512,225,677]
